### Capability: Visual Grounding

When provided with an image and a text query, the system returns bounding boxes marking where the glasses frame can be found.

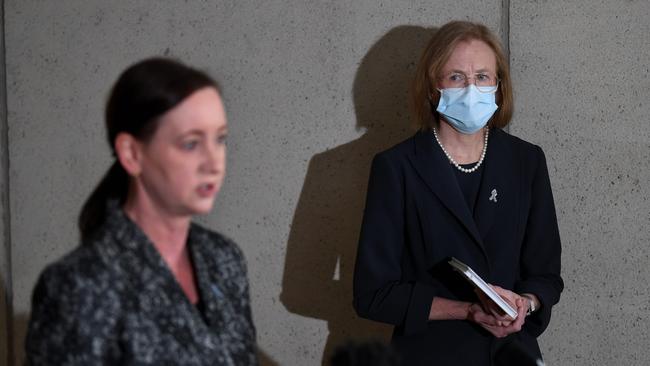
[438,71,501,94]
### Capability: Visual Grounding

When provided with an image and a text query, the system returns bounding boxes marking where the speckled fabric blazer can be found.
[25,201,258,366]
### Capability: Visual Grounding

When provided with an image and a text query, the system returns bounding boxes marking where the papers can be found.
[448,257,518,319]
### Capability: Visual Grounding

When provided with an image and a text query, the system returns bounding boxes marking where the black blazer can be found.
[353,129,563,365]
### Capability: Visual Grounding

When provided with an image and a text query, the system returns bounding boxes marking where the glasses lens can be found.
[439,87,465,97]
[444,73,466,88]
[443,72,498,89]
[475,73,497,86]
[476,81,499,94]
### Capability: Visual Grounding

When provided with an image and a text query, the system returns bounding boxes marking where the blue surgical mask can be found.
[436,84,498,134]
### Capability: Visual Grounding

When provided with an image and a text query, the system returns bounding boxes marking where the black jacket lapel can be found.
[474,129,516,240]
[407,131,486,257]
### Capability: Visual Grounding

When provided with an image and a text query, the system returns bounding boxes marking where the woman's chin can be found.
[190,199,217,215]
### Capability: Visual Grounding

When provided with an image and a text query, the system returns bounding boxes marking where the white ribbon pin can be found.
[489,189,498,203]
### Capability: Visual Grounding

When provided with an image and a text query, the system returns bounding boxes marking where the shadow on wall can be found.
[12,313,29,365]
[1,276,8,366]
[257,347,279,366]
[0,277,26,366]
[280,25,437,365]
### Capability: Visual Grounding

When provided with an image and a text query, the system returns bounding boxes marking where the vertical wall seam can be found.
[0,0,14,365]
[502,0,510,60]
[502,0,510,133]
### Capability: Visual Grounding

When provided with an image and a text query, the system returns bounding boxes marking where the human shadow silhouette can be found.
[257,347,279,366]
[10,312,28,365]
[0,274,25,366]
[1,275,10,366]
[280,25,437,365]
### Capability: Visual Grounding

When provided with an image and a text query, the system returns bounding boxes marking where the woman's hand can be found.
[475,285,523,321]
[467,298,528,338]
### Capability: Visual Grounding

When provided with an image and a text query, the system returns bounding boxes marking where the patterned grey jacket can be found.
[25,202,258,365]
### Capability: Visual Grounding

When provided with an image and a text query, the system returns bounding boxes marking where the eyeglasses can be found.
[439,72,499,93]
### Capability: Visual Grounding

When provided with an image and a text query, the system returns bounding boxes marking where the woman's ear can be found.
[114,133,142,176]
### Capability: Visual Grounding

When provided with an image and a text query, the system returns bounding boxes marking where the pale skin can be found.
[428,39,541,338]
[115,87,228,304]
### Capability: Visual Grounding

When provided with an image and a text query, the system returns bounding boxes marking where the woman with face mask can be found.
[353,21,563,365]
[25,58,258,365]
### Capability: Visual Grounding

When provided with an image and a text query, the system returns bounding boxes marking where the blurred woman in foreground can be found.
[26,58,257,365]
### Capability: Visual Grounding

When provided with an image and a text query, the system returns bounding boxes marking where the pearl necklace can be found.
[432,127,489,173]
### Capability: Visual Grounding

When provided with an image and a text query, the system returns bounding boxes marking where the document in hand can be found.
[448,257,518,319]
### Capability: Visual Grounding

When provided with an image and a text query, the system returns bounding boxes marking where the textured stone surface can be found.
[6,1,649,365]
[1,2,10,365]
[510,1,650,364]
[4,2,502,364]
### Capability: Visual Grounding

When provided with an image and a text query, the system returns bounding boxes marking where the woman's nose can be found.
[201,145,224,173]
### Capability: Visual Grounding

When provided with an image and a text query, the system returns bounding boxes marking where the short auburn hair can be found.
[411,21,513,130]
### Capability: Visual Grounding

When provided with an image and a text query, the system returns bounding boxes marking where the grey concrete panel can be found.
[510,0,650,364]
[1,1,11,364]
[5,1,503,365]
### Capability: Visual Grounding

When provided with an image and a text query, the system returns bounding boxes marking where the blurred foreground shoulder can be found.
[26,245,123,364]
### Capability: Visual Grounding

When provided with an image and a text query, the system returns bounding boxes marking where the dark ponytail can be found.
[78,162,128,242]
[78,57,219,242]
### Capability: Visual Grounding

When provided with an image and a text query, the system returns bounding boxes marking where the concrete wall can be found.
[509,1,650,364]
[1,1,13,364]
[1,1,648,365]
